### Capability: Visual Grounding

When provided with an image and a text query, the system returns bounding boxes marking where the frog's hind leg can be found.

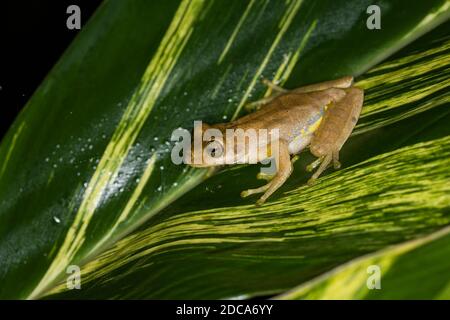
[307,86,363,185]
[306,156,324,172]
[262,78,288,94]
[245,96,277,112]
[241,140,292,204]
[240,184,270,198]
[332,150,341,169]
[307,154,332,185]
[292,76,354,94]
[245,79,287,112]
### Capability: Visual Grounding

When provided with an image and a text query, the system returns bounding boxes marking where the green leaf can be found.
[0,0,448,299]
[276,225,450,299]
[46,22,450,299]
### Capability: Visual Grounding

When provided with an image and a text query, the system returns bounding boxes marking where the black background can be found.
[0,1,103,140]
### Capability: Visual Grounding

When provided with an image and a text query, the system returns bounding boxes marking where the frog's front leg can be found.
[241,139,292,205]
[307,87,364,185]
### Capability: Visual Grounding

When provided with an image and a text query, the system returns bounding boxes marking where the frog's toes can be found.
[291,155,300,164]
[333,161,341,169]
[256,198,266,206]
[307,177,317,186]
[306,157,323,172]
[240,190,250,198]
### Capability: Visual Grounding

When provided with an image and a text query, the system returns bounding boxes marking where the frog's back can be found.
[230,93,321,128]
[266,95,324,136]
[226,88,347,154]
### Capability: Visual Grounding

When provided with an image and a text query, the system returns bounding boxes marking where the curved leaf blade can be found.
[276,225,450,299]
[46,26,450,299]
[0,0,448,299]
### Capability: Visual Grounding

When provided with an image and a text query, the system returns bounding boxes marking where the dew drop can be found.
[53,216,61,224]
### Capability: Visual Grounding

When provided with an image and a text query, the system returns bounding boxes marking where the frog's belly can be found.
[287,111,324,154]
[288,132,314,154]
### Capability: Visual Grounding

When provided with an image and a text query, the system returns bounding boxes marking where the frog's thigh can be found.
[308,87,363,183]
[292,76,354,94]
[313,87,363,151]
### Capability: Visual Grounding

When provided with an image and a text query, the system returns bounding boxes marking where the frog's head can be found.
[185,122,229,167]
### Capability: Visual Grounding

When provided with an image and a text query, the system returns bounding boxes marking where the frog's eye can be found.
[206,141,224,158]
